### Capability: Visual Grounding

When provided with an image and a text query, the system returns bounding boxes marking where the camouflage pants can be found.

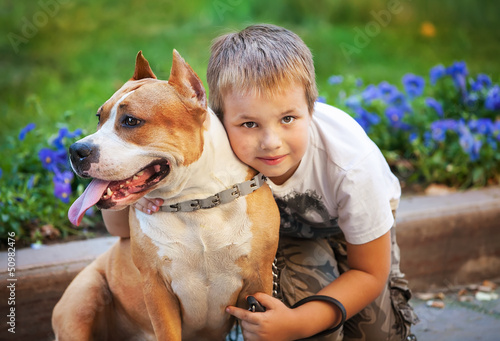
[275,215,419,341]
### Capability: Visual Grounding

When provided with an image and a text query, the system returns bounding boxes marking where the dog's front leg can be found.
[141,273,182,341]
[129,211,183,341]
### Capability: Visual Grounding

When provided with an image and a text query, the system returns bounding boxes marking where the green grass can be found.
[1,0,499,143]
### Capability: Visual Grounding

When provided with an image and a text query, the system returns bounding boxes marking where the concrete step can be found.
[397,185,500,291]
[1,186,499,340]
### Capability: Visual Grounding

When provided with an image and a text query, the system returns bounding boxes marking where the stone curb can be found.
[396,186,500,291]
[1,186,499,340]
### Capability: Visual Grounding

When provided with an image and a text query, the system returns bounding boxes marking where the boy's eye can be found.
[282,116,295,124]
[242,122,258,128]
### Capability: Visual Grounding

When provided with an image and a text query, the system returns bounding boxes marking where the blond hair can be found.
[207,24,318,119]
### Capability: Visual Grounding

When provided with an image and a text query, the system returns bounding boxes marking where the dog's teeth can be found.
[102,195,109,200]
[120,184,125,188]
[136,171,144,176]
[126,180,131,184]
[133,175,138,181]
[107,188,113,196]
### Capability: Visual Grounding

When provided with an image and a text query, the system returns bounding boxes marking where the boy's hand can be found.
[134,198,163,214]
[226,293,299,341]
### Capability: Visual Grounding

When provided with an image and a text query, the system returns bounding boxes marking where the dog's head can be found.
[68,50,208,225]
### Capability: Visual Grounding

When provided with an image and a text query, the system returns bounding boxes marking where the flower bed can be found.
[323,61,499,191]
[0,125,102,248]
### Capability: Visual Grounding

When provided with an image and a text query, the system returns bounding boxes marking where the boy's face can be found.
[222,83,311,185]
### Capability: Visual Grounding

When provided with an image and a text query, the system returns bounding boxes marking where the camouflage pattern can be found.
[275,213,419,340]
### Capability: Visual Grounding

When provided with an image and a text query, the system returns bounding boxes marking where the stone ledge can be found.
[396,186,500,291]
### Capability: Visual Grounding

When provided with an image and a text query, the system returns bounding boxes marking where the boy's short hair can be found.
[207,24,318,119]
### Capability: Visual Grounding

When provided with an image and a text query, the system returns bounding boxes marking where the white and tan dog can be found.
[52,50,279,340]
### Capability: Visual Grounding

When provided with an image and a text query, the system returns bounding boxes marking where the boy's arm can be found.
[102,198,164,238]
[102,208,131,238]
[226,230,391,341]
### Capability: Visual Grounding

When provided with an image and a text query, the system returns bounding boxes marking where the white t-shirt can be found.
[267,102,401,245]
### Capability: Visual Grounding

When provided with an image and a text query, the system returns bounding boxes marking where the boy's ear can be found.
[132,51,157,80]
[168,49,207,110]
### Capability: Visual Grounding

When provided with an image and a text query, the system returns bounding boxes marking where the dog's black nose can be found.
[69,142,98,176]
[69,143,92,160]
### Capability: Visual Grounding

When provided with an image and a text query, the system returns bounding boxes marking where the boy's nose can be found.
[260,129,282,150]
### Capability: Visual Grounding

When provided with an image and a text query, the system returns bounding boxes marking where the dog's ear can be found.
[168,49,207,110]
[132,51,157,80]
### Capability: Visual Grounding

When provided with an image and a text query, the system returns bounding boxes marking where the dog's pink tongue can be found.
[68,179,110,226]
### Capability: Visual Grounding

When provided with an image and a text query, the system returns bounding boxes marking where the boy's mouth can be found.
[258,155,286,166]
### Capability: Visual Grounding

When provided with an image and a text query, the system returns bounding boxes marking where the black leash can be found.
[291,295,346,340]
[243,294,346,340]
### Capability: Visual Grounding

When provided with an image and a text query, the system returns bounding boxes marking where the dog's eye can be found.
[123,116,141,127]
[96,107,103,125]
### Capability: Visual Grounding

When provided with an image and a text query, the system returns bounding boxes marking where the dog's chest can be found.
[138,202,253,327]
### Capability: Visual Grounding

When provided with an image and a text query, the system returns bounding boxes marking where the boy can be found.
[103,24,418,340]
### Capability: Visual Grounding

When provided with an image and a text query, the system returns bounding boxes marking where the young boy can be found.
[103,24,418,340]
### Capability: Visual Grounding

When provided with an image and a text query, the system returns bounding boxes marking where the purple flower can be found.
[485,85,500,111]
[52,170,74,203]
[465,92,479,108]
[430,64,446,85]
[430,123,447,142]
[458,129,482,162]
[316,96,327,104]
[39,148,59,171]
[423,131,433,147]
[53,176,72,203]
[446,61,468,78]
[409,132,418,143]
[362,85,380,104]
[345,95,362,109]
[430,119,458,142]
[328,75,344,85]
[53,127,83,150]
[18,123,36,141]
[356,78,363,87]
[470,74,492,92]
[446,61,468,96]
[378,81,399,102]
[402,74,425,99]
[469,119,494,136]
[387,92,412,113]
[353,107,380,132]
[85,206,95,217]
[425,97,444,117]
[385,107,411,130]
[0,168,2,179]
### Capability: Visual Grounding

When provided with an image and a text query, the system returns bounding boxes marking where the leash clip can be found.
[247,296,266,313]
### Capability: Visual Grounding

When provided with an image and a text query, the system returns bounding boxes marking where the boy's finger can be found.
[251,292,277,310]
[226,306,258,323]
[148,203,159,212]
[134,203,152,214]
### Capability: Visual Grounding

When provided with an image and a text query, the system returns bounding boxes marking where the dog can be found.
[52,50,279,340]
